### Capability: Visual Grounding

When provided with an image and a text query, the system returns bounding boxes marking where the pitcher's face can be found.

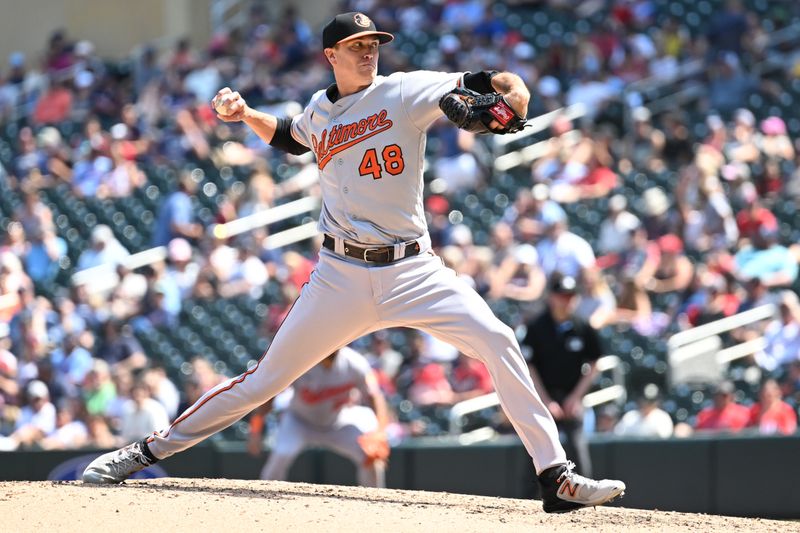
[327,37,380,84]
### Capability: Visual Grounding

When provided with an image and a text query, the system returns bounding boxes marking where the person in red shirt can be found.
[694,381,750,432]
[747,379,798,436]
[32,78,73,125]
[735,184,778,245]
[450,351,494,403]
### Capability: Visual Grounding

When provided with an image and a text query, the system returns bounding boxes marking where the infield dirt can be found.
[0,478,794,532]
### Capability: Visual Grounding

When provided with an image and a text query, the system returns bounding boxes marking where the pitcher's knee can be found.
[461,320,520,361]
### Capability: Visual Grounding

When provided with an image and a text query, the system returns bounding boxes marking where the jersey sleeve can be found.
[289,112,311,148]
[290,91,325,148]
[400,70,465,132]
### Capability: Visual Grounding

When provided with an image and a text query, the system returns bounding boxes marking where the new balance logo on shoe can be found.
[559,479,580,497]
[538,461,626,514]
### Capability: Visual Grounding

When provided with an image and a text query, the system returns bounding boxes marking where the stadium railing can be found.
[492,103,587,172]
[447,354,625,435]
[71,195,322,295]
[667,303,777,386]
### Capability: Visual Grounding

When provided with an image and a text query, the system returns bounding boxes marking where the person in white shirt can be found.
[120,380,170,444]
[536,209,596,279]
[755,291,800,372]
[0,379,56,450]
[597,194,641,255]
[614,384,674,439]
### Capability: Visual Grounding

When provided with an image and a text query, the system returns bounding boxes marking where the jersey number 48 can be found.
[358,144,405,180]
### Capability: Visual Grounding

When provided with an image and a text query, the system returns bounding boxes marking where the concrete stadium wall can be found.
[0,0,343,67]
[1,435,797,519]
[0,0,211,63]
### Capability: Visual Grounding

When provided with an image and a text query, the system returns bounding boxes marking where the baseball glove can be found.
[439,87,527,134]
[357,431,390,465]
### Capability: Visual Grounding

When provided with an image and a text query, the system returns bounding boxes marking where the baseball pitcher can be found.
[84,12,625,513]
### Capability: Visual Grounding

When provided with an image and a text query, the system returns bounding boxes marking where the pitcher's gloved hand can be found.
[438,87,527,134]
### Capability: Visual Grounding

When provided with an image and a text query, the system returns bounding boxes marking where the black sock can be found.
[139,439,159,463]
[539,464,566,483]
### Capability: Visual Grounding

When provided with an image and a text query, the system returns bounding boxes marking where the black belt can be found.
[322,234,421,264]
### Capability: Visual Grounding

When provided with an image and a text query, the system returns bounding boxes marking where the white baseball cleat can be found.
[82,440,157,484]
[538,461,626,513]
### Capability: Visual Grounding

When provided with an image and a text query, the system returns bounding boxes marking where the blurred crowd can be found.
[2,0,800,452]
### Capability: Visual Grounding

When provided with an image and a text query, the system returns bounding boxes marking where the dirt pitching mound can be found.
[0,478,791,532]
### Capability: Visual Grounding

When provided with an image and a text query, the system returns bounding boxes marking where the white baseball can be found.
[214,93,238,116]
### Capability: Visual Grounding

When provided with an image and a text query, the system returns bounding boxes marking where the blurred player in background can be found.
[247,346,390,488]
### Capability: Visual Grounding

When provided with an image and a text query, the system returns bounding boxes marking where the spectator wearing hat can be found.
[76,224,130,271]
[614,384,673,438]
[747,378,797,436]
[165,238,199,300]
[695,381,750,433]
[641,187,679,241]
[0,379,56,450]
[759,116,795,162]
[523,272,603,476]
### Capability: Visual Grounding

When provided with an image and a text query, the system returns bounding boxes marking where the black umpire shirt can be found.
[522,310,603,403]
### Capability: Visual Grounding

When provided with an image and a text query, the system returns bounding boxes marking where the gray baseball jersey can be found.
[147,69,568,478]
[290,71,462,245]
[287,346,379,428]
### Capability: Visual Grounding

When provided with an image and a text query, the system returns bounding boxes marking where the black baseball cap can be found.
[322,12,394,49]
[549,272,578,295]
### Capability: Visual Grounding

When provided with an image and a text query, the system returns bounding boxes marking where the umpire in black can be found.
[522,272,602,477]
